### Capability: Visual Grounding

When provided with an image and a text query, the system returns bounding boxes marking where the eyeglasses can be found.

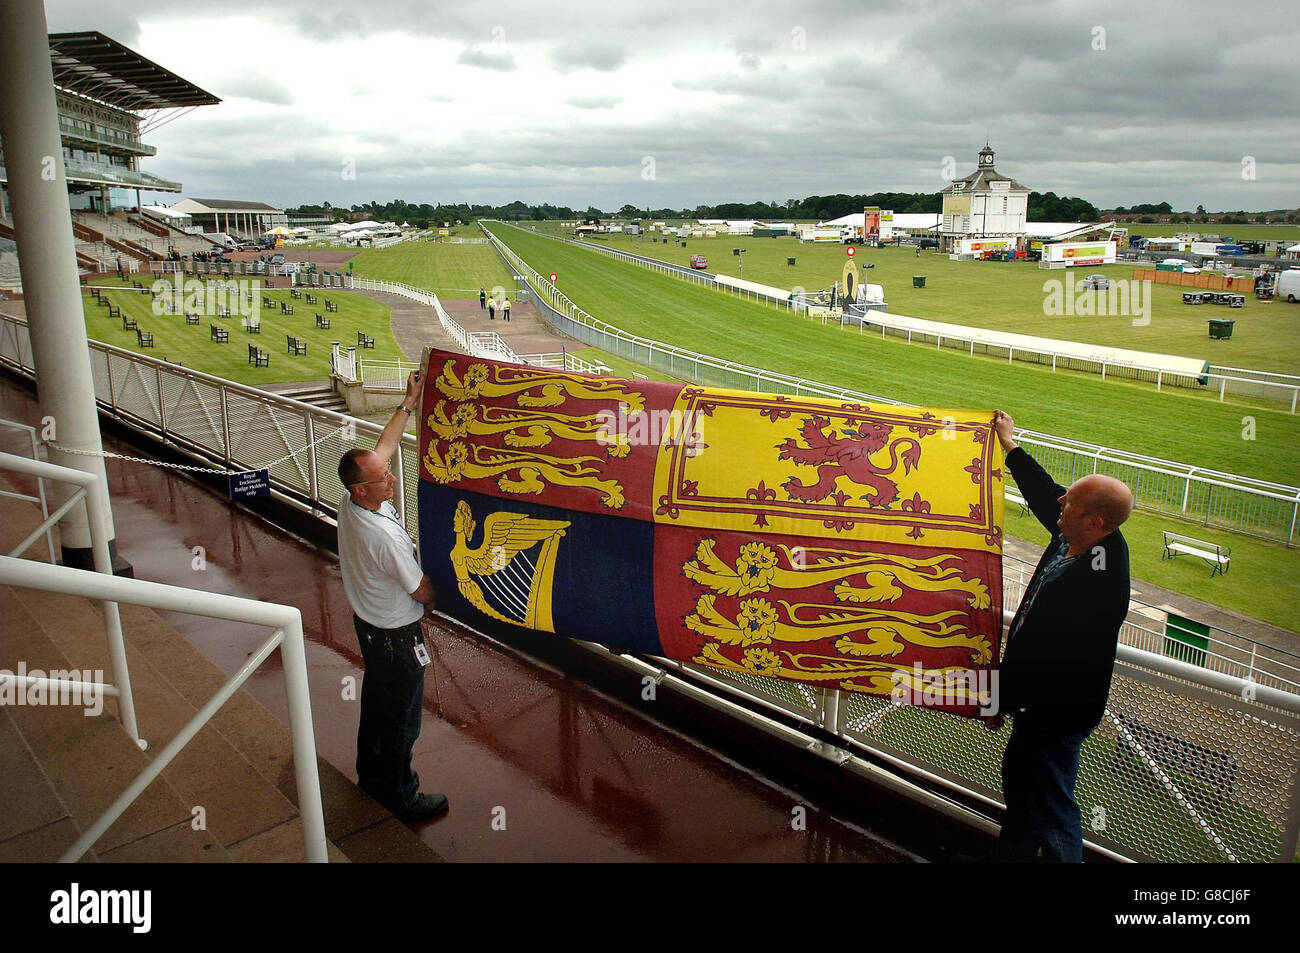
[348,468,393,488]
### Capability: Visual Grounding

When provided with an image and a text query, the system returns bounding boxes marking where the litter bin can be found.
[787,257,796,266]
[913,275,926,288]
[1208,318,1235,340]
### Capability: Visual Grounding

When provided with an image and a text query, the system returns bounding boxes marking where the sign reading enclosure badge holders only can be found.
[229,469,270,501]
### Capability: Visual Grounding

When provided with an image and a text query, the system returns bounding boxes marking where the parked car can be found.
[1081,273,1110,290]
[269,253,285,265]
[689,254,708,269]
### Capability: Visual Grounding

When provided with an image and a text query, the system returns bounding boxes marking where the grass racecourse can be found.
[485,222,1300,632]
[349,237,515,298]
[533,222,1300,374]
[84,233,1296,630]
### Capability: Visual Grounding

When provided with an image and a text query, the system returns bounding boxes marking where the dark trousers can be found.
[353,614,425,809]
[996,720,1088,862]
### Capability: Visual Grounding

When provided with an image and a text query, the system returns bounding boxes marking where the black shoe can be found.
[397,792,448,819]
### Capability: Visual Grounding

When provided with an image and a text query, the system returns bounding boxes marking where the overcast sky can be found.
[44,0,1300,213]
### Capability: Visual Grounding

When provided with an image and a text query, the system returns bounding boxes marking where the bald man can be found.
[336,370,447,820]
[987,410,1132,862]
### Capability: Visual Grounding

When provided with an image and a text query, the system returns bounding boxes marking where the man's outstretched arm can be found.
[373,369,425,465]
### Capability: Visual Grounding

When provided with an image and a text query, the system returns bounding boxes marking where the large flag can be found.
[416,349,1004,716]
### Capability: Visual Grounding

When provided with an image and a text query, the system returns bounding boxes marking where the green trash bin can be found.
[1208,318,1235,340]
[787,257,796,266]
[913,275,926,288]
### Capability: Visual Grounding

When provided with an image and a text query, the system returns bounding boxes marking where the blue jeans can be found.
[996,720,1088,862]
[353,615,425,809]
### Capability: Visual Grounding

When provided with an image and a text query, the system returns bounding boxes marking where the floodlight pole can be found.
[0,0,126,573]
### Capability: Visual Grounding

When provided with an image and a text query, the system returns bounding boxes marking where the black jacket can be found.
[1000,447,1129,733]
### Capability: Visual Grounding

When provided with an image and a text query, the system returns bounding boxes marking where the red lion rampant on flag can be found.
[777,416,922,507]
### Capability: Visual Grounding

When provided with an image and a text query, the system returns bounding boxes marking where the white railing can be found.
[346,277,523,364]
[0,449,140,747]
[0,553,327,863]
[1003,553,1300,693]
[481,223,1300,545]
[0,419,55,562]
[518,351,613,374]
[1,317,1297,861]
[330,342,358,381]
[468,330,519,363]
[358,357,419,388]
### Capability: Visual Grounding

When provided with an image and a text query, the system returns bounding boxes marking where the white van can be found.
[1276,269,1300,303]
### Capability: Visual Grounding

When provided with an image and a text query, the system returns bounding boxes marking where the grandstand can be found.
[0,31,219,286]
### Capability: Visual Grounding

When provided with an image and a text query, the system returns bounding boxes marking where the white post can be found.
[0,1,123,572]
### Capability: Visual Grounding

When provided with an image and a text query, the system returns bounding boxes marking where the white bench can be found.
[1162,531,1230,577]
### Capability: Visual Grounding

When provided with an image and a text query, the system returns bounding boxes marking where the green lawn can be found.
[532,225,1300,375]
[347,239,515,299]
[83,276,403,385]
[1005,498,1300,633]
[489,223,1300,632]
[491,223,1300,486]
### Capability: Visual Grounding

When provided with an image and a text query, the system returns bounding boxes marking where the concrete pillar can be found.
[0,0,128,573]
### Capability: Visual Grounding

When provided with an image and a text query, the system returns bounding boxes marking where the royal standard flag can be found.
[416,349,1004,716]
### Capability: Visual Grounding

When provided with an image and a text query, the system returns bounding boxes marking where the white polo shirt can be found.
[337,495,424,629]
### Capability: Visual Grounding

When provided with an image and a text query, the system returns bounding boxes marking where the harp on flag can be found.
[450,500,570,632]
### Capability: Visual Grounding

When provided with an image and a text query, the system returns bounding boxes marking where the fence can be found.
[345,276,523,365]
[517,351,613,374]
[1,308,1297,861]
[480,225,1300,544]
[498,224,1300,410]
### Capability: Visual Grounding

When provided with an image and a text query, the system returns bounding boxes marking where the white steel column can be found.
[0,0,121,568]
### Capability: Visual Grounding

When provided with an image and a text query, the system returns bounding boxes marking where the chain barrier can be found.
[44,419,357,477]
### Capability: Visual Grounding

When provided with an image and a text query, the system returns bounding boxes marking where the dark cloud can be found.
[44,0,1300,211]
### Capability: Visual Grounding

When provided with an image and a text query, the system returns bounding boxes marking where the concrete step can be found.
[0,480,441,862]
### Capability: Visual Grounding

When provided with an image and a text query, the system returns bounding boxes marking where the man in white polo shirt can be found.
[336,369,447,820]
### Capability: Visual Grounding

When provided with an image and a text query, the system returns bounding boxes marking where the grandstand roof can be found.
[172,198,283,214]
[49,32,220,111]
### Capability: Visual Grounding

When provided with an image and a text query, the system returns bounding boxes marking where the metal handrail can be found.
[0,449,140,746]
[0,418,55,562]
[0,554,327,863]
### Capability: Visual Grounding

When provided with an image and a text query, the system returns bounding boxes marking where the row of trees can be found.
[284,194,1300,227]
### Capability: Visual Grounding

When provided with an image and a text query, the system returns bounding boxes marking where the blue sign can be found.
[229,469,270,501]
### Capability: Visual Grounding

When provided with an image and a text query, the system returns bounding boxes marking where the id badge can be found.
[413,641,431,667]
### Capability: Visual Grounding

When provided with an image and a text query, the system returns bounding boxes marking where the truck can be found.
[1041,241,1117,267]
[1277,270,1300,303]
